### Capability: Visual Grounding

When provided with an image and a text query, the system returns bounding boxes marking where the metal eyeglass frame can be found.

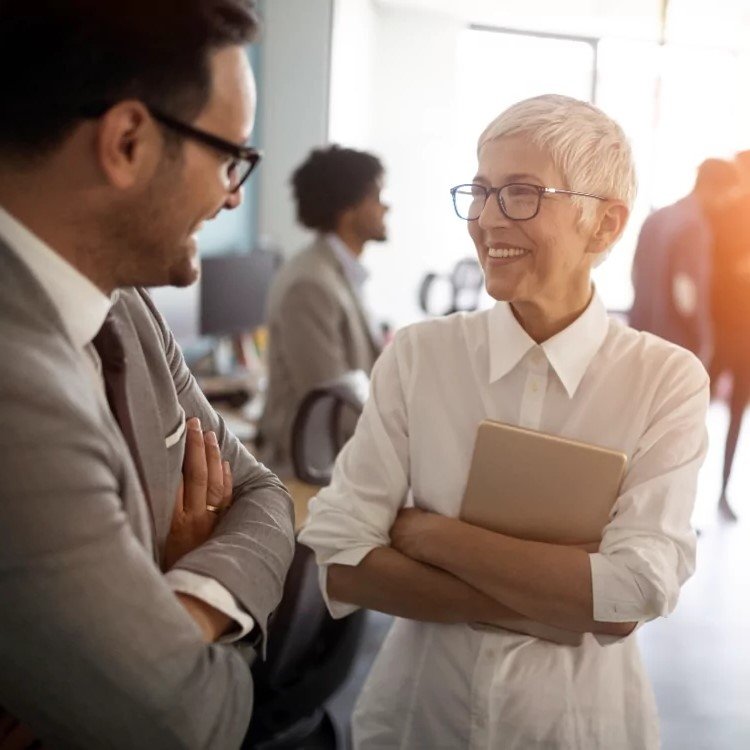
[450,182,609,221]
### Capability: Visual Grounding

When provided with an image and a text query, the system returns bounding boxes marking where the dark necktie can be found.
[92,315,147,495]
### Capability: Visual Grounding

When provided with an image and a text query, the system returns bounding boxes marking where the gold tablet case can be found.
[460,419,627,646]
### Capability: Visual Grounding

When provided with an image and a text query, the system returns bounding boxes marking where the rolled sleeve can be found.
[298,338,411,618]
[590,355,708,637]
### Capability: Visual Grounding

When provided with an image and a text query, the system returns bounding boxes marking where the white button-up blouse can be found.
[298,292,709,749]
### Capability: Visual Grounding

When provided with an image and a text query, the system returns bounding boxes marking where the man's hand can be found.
[163,418,233,570]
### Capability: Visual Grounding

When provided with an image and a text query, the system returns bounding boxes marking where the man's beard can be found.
[165,251,201,288]
[100,164,199,290]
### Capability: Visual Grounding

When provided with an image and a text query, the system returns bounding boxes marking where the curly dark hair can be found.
[0,0,259,158]
[292,145,384,232]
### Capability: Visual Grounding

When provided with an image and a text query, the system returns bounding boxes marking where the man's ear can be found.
[335,204,355,234]
[95,101,161,190]
[586,201,629,258]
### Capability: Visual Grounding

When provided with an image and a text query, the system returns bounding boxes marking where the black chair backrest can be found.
[249,374,371,744]
[290,371,370,486]
[418,257,483,316]
[451,257,484,312]
[248,545,368,744]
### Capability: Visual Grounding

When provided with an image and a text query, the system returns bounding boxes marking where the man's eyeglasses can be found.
[81,104,262,193]
[148,108,261,193]
[450,183,609,222]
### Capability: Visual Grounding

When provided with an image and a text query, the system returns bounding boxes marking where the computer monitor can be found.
[199,247,281,336]
[147,281,201,351]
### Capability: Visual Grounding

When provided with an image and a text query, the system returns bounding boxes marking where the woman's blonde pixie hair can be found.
[478,94,637,230]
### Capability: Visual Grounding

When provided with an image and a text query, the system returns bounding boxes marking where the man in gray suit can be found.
[259,146,389,468]
[0,1,294,748]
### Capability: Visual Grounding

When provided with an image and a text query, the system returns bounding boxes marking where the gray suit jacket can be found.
[0,240,295,749]
[258,236,381,466]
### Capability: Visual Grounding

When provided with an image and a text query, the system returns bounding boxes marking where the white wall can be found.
[257,0,334,257]
[328,0,377,149]
[330,3,470,328]
[365,6,468,327]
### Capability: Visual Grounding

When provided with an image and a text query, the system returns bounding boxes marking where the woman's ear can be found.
[586,201,629,257]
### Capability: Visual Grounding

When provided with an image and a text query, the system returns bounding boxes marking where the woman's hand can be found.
[163,418,233,570]
[389,507,456,563]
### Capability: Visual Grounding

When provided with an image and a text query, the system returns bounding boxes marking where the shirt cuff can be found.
[315,544,378,619]
[165,569,255,644]
[589,552,652,622]
[589,552,651,645]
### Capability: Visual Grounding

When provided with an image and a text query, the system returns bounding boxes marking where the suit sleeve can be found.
[137,289,295,648]
[276,280,352,398]
[0,347,253,749]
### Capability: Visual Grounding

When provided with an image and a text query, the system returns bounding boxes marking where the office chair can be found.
[290,371,370,485]
[246,372,370,750]
[418,257,483,316]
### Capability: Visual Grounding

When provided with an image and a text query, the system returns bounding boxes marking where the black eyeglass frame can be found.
[449,182,610,222]
[148,108,262,192]
[80,103,262,192]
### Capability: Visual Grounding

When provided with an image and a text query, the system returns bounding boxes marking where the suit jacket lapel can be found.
[110,300,172,548]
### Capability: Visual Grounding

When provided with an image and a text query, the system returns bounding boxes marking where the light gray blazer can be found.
[258,236,381,467]
[0,240,295,749]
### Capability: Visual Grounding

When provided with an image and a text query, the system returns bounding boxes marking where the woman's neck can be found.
[510,285,594,344]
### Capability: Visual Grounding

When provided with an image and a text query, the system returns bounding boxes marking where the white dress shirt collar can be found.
[0,205,111,349]
[488,290,609,398]
[325,232,370,294]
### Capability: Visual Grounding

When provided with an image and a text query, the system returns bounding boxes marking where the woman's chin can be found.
[485,277,518,303]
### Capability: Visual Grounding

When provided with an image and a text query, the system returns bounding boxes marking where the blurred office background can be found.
[151,1,750,748]
[156,0,750,340]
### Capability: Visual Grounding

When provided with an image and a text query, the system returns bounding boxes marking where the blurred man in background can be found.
[258,145,389,469]
[630,158,739,365]
[708,151,750,519]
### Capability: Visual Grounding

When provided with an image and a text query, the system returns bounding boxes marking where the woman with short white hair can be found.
[299,94,708,749]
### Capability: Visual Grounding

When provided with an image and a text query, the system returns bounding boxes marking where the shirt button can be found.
[530,381,539,393]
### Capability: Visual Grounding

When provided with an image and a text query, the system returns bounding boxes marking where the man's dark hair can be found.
[0,0,259,159]
[292,145,384,232]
